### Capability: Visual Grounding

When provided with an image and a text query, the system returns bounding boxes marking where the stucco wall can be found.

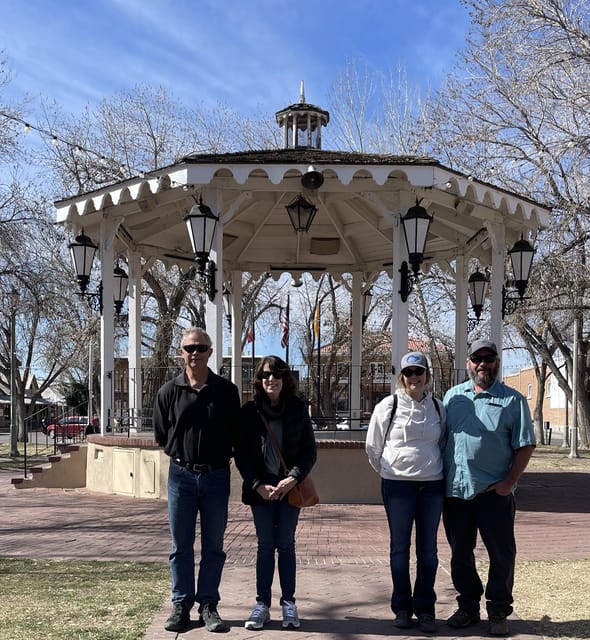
[85,435,382,504]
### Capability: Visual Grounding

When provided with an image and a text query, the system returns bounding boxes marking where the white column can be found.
[100,220,115,434]
[455,254,468,377]
[391,192,413,389]
[350,274,362,429]
[487,222,506,354]
[127,251,142,425]
[231,270,243,397]
[205,188,224,373]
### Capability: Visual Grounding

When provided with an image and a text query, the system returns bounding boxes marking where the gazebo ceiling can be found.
[55,148,551,282]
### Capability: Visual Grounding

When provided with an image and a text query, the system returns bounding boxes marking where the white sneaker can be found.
[245,602,270,630]
[281,601,300,628]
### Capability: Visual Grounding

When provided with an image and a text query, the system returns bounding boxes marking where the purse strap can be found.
[257,411,290,476]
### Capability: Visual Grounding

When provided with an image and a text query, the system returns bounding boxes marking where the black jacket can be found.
[153,369,240,466]
[236,395,317,505]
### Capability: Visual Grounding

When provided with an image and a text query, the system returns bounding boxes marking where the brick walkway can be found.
[1,468,589,639]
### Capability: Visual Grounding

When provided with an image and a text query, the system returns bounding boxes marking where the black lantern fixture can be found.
[184,196,219,301]
[69,230,97,294]
[113,265,129,315]
[401,201,433,274]
[399,201,433,301]
[503,236,535,317]
[222,286,232,329]
[285,194,318,233]
[362,287,373,328]
[69,231,128,315]
[468,270,489,321]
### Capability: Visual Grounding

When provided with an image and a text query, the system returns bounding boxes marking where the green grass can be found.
[0,558,169,640]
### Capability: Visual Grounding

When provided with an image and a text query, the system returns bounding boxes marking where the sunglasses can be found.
[469,354,497,364]
[402,367,425,377]
[258,370,285,380]
[182,344,210,354]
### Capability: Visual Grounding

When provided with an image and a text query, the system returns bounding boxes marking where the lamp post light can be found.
[362,287,373,328]
[69,231,129,315]
[185,196,219,301]
[285,194,318,233]
[9,288,19,457]
[502,236,535,317]
[399,201,433,301]
[468,270,489,322]
[222,286,232,329]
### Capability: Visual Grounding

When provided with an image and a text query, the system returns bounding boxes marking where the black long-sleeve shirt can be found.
[153,369,240,466]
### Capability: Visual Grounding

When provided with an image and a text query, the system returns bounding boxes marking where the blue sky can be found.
[1,0,470,119]
[1,0,473,361]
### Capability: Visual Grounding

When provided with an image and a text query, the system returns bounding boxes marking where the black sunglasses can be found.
[258,370,286,380]
[469,354,497,364]
[402,367,426,377]
[182,344,210,354]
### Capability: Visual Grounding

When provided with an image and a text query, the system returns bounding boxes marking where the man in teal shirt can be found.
[443,339,535,636]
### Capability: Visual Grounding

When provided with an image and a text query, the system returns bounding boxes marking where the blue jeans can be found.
[443,492,516,618]
[381,478,444,616]
[167,461,230,610]
[251,500,300,607]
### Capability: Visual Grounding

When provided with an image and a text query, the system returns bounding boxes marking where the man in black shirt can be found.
[154,327,240,633]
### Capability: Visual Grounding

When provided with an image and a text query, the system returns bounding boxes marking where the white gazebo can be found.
[55,86,551,432]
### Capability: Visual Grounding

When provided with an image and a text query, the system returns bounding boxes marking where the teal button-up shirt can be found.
[443,379,535,499]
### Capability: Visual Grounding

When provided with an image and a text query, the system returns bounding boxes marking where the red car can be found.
[45,416,99,439]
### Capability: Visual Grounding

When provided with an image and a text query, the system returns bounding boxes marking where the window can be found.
[527,384,532,399]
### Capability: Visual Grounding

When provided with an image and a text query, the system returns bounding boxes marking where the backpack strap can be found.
[383,394,441,447]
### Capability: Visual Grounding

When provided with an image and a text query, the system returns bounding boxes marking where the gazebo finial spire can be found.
[275,83,329,150]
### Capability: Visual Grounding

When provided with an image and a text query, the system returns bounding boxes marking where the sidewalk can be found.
[1,467,589,640]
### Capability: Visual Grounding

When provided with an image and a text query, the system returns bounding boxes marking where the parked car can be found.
[45,416,99,439]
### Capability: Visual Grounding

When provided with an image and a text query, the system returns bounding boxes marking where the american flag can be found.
[280,306,289,348]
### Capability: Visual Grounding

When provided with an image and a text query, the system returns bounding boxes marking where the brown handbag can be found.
[258,412,319,508]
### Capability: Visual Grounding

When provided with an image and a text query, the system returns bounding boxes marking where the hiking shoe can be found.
[394,611,412,629]
[447,608,480,628]
[164,601,190,632]
[200,603,230,632]
[281,600,300,628]
[417,613,437,633]
[489,614,509,636]
[245,603,270,630]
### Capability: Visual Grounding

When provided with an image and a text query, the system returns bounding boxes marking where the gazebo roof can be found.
[55,147,551,282]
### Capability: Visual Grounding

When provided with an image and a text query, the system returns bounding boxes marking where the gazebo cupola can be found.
[275,81,330,150]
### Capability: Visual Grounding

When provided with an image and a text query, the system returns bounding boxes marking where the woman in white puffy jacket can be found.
[365,351,446,633]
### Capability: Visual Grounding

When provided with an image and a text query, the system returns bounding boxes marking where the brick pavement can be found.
[1,468,589,639]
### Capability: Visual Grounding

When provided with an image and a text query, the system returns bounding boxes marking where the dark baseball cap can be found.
[468,339,498,357]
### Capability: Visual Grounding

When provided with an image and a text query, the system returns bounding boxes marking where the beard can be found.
[468,364,498,388]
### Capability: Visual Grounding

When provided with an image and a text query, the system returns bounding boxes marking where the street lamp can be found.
[184,196,219,301]
[502,236,535,317]
[69,231,129,315]
[9,288,19,457]
[399,201,433,301]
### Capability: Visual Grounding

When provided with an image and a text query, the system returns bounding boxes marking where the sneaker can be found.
[394,611,412,629]
[200,603,230,633]
[489,614,509,636]
[447,608,480,628]
[164,601,190,632]
[417,613,437,633]
[245,603,271,630]
[281,600,301,628]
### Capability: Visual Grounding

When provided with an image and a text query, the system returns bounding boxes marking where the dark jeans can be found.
[251,499,300,607]
[443,491,516,618]
[381,478,444,616]
[167,462,230,610]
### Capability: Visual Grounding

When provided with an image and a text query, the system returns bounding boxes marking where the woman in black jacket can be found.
[235,355,317,631]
